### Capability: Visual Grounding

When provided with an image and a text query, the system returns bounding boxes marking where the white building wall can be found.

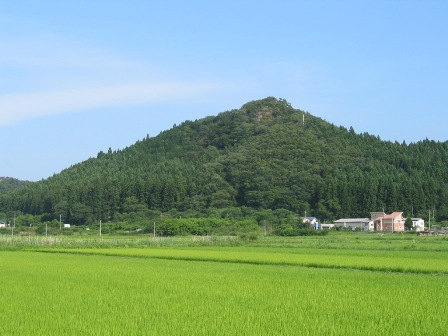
[412,218,425,232]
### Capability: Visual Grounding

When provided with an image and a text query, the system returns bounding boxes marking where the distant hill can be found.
[1,97,448,223]
[0,177,31,193]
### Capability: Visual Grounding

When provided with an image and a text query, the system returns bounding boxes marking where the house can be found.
[333,218,374,231]
[64,224,71,228]
[0,222,6,228]
[370,212,405,232]
[411,218,425,232]
[301,217,319,229]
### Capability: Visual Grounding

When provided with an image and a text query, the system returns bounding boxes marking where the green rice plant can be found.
[0,251,447,335]
[0,234,243,250]
[49,246,448,275]
[2,232,447,251]
[249,234,448,251]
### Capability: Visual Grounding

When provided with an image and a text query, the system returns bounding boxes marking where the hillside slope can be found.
[1,97,447,223]
[0,177,31,193]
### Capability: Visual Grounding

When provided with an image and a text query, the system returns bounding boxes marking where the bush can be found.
[274,225,329,236]
[239,232,259,241]
[156,218,260,236]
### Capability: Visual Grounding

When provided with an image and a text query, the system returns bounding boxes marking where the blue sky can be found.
[1,0,447,181]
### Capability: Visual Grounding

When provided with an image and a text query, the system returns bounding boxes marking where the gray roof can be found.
[334,218,371,223]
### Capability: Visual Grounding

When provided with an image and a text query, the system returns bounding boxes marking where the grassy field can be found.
[1,233,447,335]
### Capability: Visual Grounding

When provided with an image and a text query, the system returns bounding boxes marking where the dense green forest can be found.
[1,97,447,231]
[0,177,30,193]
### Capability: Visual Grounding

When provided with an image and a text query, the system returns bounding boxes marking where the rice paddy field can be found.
[1,233,447,335]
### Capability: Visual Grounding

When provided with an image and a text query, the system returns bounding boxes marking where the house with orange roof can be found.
[370,212,406,232]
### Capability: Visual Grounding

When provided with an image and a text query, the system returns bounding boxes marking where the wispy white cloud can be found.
[0,30,233,125]
[0,82,220,126]
[0,37,141,70]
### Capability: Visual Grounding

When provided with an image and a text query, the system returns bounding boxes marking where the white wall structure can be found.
[333,218,374,231]
[411,218,425,232]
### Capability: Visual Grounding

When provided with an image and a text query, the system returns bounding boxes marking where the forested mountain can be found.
[0,177,31,193]
[1,97,448,224]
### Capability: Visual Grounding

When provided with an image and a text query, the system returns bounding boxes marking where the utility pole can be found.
[12,213,15,238]
[153,221,156,238]
[428,210,431,231]
[59,214,62,230]
[100,220,102,238]
[392,217,394,233]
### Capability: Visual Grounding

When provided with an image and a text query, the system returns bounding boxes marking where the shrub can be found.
[274,225,329,236]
